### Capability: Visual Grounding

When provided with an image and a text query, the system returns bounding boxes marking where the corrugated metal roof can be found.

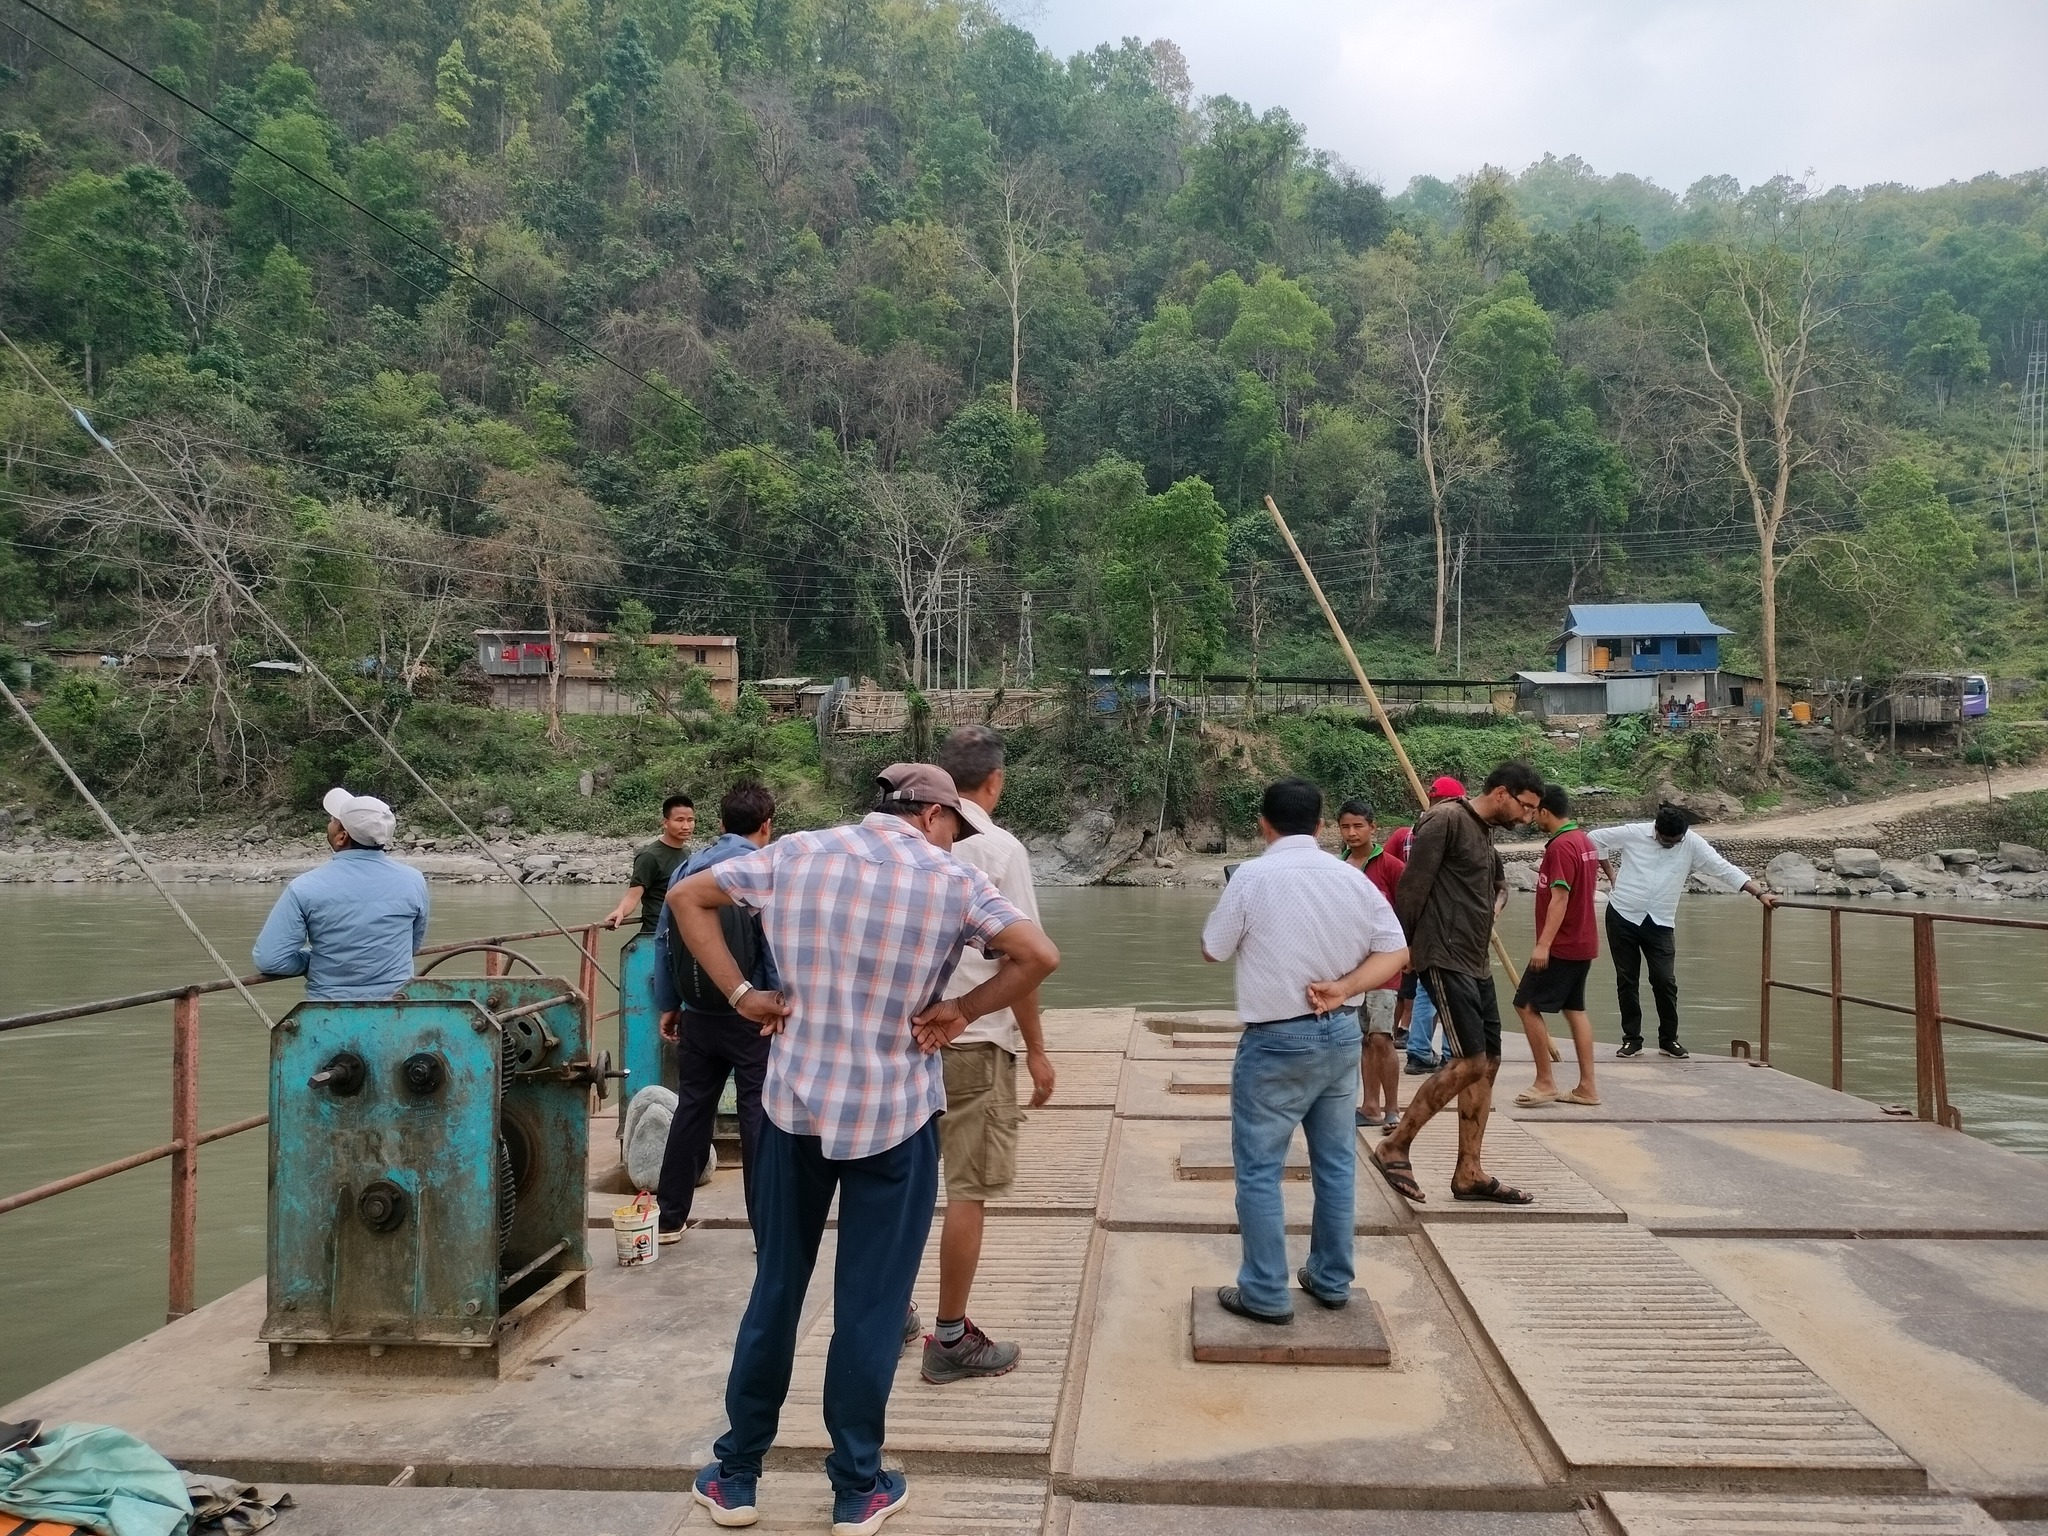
[1517,671,1603,685]
[1560,603,1731,637]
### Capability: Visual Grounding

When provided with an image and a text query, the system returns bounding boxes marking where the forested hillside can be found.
[1,0,2046,822]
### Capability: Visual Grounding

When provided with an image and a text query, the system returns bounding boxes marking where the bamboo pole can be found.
[1263,495,1525,991]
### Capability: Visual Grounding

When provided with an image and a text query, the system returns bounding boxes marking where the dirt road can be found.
[1703,763,2048,844]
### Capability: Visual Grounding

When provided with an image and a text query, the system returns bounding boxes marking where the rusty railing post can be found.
[578,924,602,1040]
[1910,912,1950,1123]
[167,988,199,1322]
[1757,901,1773,1065]
[1829,906,1844,1092]
[483,948,507,978]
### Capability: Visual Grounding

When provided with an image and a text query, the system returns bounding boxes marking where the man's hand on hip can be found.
[909,998,972,1053]
[739,989,790,1035]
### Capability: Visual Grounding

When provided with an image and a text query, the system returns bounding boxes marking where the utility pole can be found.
[1453,529,1469,675]
[1017,590,1034,683]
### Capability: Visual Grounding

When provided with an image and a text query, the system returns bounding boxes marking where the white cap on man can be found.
[322,786,397,849]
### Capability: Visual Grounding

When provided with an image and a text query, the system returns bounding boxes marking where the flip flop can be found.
[1370,1149,1426,1202]
[1451,1177,1535,1205]
[1560,1088,1602,1106]
[1514,1088,1560,1107]
[1547,1043,1562,1062]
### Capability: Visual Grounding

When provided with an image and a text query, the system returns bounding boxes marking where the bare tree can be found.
[476,466,620,744]
[858,470,996,689]
[1355,235,1498,654]
[976,161,1061,413]
[1641,227,1855,771]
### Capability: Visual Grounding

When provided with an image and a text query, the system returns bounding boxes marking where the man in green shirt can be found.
[606,794,696,935]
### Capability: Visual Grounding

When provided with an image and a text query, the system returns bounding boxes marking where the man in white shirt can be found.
[1591,805,1776,1058]
[921,725,1056,1383]
[1201,779,1409,1324]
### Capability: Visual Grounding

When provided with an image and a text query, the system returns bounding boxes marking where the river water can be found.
[3,881,2045,1404]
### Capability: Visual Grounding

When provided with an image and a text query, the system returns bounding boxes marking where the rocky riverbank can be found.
[5,808,2048,905]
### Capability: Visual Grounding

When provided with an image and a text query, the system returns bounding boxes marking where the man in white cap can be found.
[253,787,430,1000]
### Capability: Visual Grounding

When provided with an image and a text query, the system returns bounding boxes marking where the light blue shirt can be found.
[252,848,431,1001]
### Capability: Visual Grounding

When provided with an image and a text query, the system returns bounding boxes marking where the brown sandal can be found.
[1451,1177,1534,1205]
[1370,1150,1426,1202]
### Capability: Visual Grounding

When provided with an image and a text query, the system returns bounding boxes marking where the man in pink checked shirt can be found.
[667,763,1059,1536]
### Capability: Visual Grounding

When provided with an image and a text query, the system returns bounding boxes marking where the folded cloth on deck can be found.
[0,1423,191,1536]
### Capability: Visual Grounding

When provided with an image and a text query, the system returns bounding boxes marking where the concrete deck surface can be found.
[1523,1120,2048,1236]
[10,1003,2048,1530]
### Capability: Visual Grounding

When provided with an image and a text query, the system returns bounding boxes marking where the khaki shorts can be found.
[1363,991,1398,1036]
[940,1042,1019,1201]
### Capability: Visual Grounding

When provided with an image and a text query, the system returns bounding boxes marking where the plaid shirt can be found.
[713,813,1026,1159]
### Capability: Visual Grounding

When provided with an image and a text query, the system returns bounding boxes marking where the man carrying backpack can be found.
[651,780,780,1243]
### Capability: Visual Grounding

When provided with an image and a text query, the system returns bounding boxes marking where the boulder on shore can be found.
[1832,847,1883,878]
[1998,842,2048,873]
[1765,852,1819,895]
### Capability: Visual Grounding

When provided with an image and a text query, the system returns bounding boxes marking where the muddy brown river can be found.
[3,881,2044,1403]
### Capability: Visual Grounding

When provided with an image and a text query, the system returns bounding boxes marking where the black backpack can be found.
[669,902,766,1014]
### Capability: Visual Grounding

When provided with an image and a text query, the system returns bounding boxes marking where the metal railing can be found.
[1756,900,2048,1129]
[0,922,607,1323]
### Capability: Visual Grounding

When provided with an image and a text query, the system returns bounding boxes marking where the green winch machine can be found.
[262,968,618,1378]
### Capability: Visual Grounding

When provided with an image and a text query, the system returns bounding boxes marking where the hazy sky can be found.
[1020,0,2048,195]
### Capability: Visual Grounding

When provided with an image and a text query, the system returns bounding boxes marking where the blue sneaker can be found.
[692,1462,759,1527]
[831,1469,908,1535]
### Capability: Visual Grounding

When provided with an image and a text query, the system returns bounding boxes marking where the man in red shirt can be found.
[1336,799,1405,1127]
[1513,784,1601,1107]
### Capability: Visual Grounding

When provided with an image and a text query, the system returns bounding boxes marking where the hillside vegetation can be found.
[2,0,2047,829]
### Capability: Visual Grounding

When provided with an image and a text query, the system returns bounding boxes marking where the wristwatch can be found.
[727,980,754,1008]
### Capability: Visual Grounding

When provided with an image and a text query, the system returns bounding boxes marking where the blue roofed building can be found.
[1544,603,1753,713]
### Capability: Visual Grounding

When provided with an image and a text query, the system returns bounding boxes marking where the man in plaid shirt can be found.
[668,763,1060,1536]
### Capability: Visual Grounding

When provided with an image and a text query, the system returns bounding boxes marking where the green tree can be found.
[1783,458,1973,736]
[1172,98,1303,257]
[15,168,189,392]
[433,39,478,136]
[605,18,661,175]
[1219,267,1334,431]
[1902,291,1990,407]
[1103,475,1230,687]
[226,111,346,258]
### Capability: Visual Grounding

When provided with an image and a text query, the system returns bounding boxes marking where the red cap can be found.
[1427,775,1466,801]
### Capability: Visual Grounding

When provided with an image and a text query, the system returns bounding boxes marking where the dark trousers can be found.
[655,1009,769,1232]
[714,1116,938,1494]
[1605,907,1681,1046]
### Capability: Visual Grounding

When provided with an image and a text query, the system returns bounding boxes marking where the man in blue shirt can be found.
[650,780,781,1242]
[252,788,429,1001]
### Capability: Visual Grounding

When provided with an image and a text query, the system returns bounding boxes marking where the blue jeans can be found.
[1405,982,1443,1070]
[1230,1010,1362,1315]
[714,1116,938,1493]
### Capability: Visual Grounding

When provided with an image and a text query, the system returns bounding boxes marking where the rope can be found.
[0,673,278,1028]
[0,326,620,993]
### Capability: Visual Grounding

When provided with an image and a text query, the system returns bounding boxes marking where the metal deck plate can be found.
[778,1216,1091,1462]
[1044,1052,1125,1108]
[1384,1116,1623,1221]
[985,1109,1111,1213]
[1428,1224,1919,1479]
[1600,1492,2004,1534]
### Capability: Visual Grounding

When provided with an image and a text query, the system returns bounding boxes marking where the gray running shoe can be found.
[902,1306,922,1350]
[920,1320,1020,1383]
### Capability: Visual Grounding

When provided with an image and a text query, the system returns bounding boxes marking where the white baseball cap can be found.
[322,786,397,848]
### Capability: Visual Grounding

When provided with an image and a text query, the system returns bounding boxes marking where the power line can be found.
[0,322,621,992]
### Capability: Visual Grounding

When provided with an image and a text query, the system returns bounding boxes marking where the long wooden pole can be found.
[1263,495,1524,991]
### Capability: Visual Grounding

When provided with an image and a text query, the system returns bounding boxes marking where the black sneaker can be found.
[1615,1040,1644,1058]
[1659,1040,1690,1059]
[1296,1267,1348,1309]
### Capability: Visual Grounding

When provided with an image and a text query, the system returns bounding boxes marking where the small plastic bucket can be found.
[614,1192,658,1267]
